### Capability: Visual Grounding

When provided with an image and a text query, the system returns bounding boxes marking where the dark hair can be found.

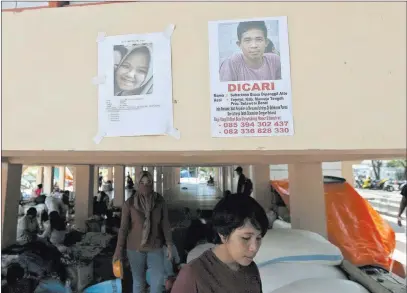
[26,207,37,217]
[49,211,65,231]
[212,194,269,244]
[6,263,24,285]
[237,21,267,42]
[37,184,43,189]
[40,210,48,223]
[224,190,232,196]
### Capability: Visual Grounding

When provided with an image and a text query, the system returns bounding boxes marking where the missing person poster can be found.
[96,31,174,137]
[208,16,294,137]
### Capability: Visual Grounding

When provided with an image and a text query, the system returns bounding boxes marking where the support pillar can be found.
[341,161,358,187]
[93,166,100,193]
[113,166,125,207]
[36,167,44,185]
[74,165,94,230]
[225,167,233,192]
[213,168,220,188]
[107,167,113,181]
[58,166,66,190]
[247,165,271,211]
[134,166,144,184]
[2,163,22,249]
[288,162,327,238]
[43,166,54,194]
[163,167,171,190]
[173,167,181,185]
[156,167,163,195]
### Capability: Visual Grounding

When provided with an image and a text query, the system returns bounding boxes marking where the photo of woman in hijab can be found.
[113,44,153,96]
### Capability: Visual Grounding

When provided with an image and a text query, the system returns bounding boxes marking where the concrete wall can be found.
[2,2,406,152]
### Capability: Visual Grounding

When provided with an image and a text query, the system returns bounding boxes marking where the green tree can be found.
[371,160,383,180]
[387,159,407,179]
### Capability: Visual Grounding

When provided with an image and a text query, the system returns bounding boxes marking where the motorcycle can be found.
[383,180,397,192]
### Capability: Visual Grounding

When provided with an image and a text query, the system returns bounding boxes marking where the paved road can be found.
[357,188,406,268]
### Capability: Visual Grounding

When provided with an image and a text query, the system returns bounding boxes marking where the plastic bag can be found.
[112,260,123,279]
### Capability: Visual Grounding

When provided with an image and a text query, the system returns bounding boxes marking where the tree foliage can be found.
[387,159,407,180]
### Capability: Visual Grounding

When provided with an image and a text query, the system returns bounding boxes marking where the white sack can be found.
[271,278,370,293]
[259,263,347,293]
[255,228,343,266]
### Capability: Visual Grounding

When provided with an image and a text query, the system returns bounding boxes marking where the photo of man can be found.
[113,43,154,96]
[219,20,282,82]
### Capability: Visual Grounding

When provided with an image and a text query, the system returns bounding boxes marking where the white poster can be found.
[95,29,175,140]
[208,17,294,137]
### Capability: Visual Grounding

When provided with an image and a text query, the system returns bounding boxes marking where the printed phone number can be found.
[223,121,289,128]
[223,128,289,134]
[221,121,290,135]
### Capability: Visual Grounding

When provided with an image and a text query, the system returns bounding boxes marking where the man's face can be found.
[237,29,269,61]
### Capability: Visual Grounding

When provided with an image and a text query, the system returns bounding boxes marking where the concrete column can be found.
[36,167,44,185]
[213,168,220,187]
[43,166,54,194]
[134,166,144,184]
[288,162,327,238]
[218,167,224,192]
[58,166,66,190]
[113,166,125,207]
[173,167,181,185]
[74,165,94,230]
[106,167,113,181]
[247,165,271,211]
[156,167,163,195]
[163,167,171,190]
[225,166,233,192]
[93,166,100,193]
[2,163,22,249]
[341,161,358,186]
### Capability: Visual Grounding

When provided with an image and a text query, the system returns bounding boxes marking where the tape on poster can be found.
[97,32,107,42]
[92,75,106,85]
[163,24,175,39]
[93,131,106,144]
[167,128,181,140]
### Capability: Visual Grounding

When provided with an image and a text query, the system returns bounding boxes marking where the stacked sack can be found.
[255,228,370,293]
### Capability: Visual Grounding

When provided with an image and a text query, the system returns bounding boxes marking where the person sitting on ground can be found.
[4,263,38,293]
[171,194,269,293]
[45,192,68,220]
[17,207,40,245]
[39,210,49,231]
[38,211,67,246]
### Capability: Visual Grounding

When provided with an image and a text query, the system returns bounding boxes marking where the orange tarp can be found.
[270,180,396,271]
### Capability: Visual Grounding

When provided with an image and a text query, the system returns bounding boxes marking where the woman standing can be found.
[113,171,173,293]
[171,194,269,293]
